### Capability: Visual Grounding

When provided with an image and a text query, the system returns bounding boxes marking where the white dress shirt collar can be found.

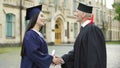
[81,20,91,27]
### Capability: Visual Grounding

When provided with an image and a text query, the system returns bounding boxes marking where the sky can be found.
[106,0,114,9]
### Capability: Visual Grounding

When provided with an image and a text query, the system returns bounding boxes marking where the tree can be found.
[112,3,120,41]
[112,3,120,22]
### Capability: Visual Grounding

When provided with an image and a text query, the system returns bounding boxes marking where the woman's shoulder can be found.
[24,30,38,38]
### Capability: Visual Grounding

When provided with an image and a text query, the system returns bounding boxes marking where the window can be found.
[24,18,30,33]
[25,19,29,29]
[40,25,46,38]
[74,23,78,38]
[6,13,15,38]
[67,22,69,38]
[54,0,58,11]
[96,9,98,22]
[100,11,103,22]
[54,0,59,6]
[64,0,68,9]
[0,24,2,37]
[39,0,45,4]
[79,0,84,2]
[73,0,76,11]
[55,23,59,29]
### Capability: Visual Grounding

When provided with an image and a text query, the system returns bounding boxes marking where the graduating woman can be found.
[20,5,61,68]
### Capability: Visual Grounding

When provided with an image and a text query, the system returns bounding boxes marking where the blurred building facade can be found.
[0,0,120,46]
[105,0,120,41]
[0,0,36,46]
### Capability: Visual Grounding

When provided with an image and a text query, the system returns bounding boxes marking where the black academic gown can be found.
[21,30,53,68]
[61,23,106,68]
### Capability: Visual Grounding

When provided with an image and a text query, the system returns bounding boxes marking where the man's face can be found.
[74,10,85,23]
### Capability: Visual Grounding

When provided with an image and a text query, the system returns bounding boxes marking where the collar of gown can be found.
[32,29,44,38]
[81,20,91,27]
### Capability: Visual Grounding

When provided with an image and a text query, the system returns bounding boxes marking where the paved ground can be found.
[0,44,120,68]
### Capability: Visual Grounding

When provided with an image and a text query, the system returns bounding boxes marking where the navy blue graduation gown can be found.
[61,23,106,68]
[21,30,53,68]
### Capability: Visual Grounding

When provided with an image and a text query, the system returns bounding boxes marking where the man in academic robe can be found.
[61,3,107,68]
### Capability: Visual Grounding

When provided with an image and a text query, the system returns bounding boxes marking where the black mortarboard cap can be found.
[77,3,93,13]
[26,5,42,20]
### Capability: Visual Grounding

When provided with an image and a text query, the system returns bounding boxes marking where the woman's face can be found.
[36,12,46,26]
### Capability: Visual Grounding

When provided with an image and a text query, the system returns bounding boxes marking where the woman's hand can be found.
[52,56,64,65]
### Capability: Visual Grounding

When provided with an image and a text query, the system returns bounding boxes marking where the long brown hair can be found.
[21,14,43,57]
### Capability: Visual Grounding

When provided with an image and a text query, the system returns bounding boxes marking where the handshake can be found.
[51,49,64,65]
[52,56,64,65]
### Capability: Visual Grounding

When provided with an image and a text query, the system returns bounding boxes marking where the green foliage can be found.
[0,47,20,54]
[106,41,120,44]
[112,3,120,21]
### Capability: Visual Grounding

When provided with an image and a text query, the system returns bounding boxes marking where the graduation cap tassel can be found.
[88,14,94,25]
[90,14,94,22]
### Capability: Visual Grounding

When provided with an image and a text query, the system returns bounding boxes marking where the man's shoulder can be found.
[88,23,100,29]
[87,23,102,32]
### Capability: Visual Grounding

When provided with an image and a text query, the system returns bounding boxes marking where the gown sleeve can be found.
[61,49,74,68]
[87,25,106,68]
[23,31,53,68]
[62,49,74,62]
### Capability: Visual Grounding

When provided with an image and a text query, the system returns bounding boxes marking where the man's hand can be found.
[52,56,64,65]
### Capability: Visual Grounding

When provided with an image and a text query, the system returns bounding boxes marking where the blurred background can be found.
[0,0,120,46]
[0,0,120,68]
